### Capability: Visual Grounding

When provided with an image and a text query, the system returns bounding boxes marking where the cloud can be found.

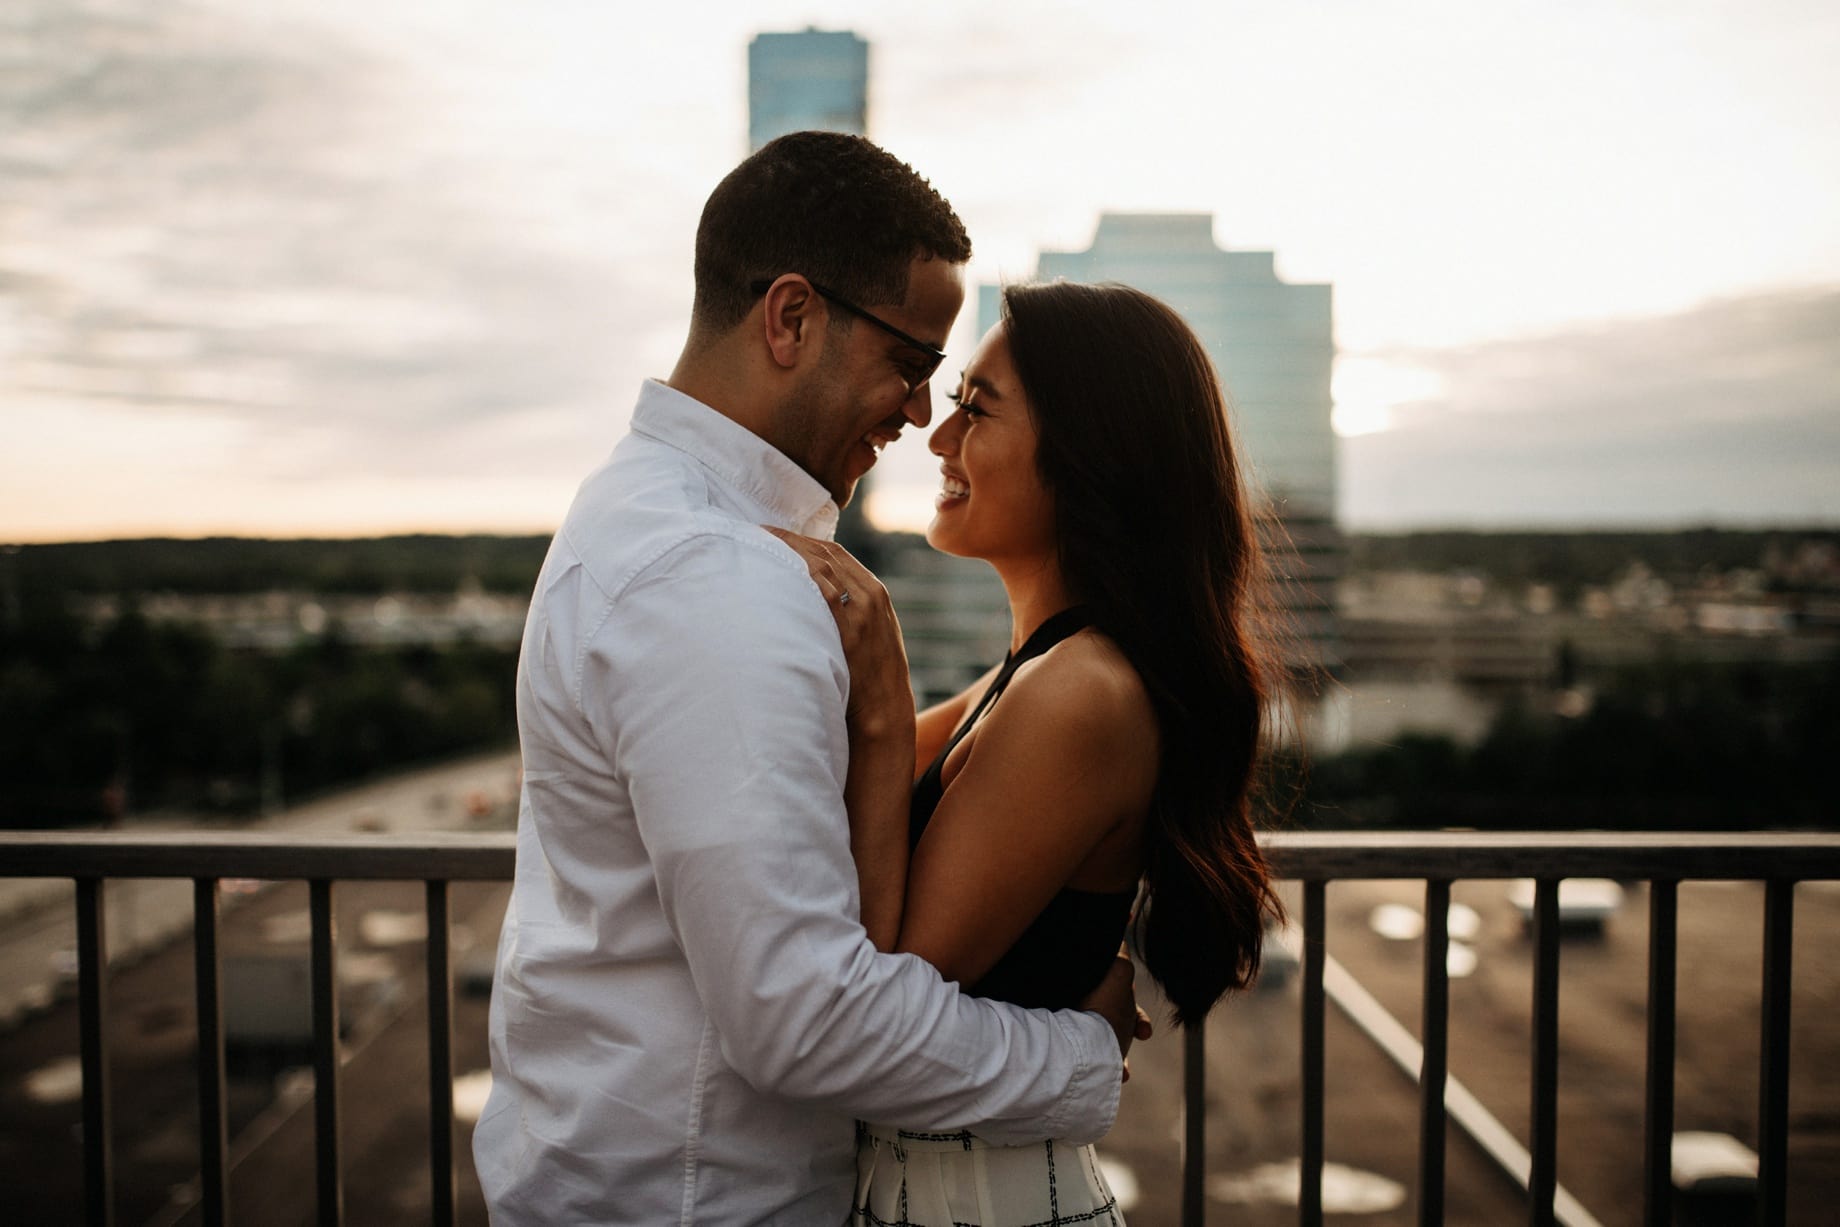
[1,0,666,481]
[9,1,1838,540]
[1341,286,1840,527]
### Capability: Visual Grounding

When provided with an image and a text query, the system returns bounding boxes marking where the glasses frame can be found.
[749,276,946,391]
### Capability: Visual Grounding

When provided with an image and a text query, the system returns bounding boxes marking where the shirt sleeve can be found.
[580,527,1121,1145]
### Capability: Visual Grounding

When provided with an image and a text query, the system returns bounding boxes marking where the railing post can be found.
[77,877,115,1227]
[1179,1017,1207,1226]
[310,879,343,1227]
[1642,881,1677,1227]
[1419,880,1451,1227]
[1529,879,1561,1227]
[194,878,230,1227]
[1759,880,1794,1226]
[1301,881,1326,1227]
[427,880,456,1227]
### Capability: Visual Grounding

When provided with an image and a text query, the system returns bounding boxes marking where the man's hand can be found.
[1079,952,1155,1078]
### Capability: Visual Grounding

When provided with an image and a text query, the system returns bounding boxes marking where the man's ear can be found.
[760,276,820,371]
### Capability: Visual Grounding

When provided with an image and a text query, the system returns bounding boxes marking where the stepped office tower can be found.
[747,29,870,153]
[982,214,1342,670]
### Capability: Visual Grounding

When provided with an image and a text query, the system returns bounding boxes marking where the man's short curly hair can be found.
[691,131,972,334]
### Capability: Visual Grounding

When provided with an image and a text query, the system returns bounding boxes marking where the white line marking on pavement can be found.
[1273,928,1608,1227]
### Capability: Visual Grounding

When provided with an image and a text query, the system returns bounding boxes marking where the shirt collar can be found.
[629,379,840,539]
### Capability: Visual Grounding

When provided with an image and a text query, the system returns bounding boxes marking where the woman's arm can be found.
[914,662,1000,780]
[764,528,917,950]
[896,637,1159,987]
[841,707,913,949]
[764,530,1156,976]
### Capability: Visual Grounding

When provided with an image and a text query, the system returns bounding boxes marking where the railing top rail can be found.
[0,830,518,881]
[1266,830,1840,880]
[2,829,1838,882]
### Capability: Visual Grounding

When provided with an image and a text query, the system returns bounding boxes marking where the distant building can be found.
[747,28,869,152]
[746,27,883,561]
[981,213,1343,673]
[746,27,1006,690]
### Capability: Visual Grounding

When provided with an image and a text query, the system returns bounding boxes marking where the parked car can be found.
[1506,878,1625,936]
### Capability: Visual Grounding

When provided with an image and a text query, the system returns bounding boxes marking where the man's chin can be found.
[829,455,878,509]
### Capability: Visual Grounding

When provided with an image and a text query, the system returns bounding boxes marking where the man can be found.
[474,132,1136,1224]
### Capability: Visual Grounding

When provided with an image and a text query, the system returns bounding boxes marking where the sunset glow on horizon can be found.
[6,0,1838,542]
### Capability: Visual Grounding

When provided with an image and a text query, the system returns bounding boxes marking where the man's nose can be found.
[903,380,934,429]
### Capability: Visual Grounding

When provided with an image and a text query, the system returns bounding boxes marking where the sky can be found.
[3,0,1837,541]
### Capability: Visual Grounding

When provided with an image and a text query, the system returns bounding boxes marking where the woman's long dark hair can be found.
[1002,280,1285,1027]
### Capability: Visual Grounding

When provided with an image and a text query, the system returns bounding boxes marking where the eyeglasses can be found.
[750,277,947,391]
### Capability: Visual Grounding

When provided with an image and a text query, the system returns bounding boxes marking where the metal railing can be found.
[4,832,509,1227]
[1260,832,1840,1227]
[4,829,1837,1227]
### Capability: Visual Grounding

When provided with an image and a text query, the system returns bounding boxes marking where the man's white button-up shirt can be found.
[474,381,1120,1225]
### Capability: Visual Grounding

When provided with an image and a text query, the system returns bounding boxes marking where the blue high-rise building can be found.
[981,214,1343,671]
[747,29,869,152]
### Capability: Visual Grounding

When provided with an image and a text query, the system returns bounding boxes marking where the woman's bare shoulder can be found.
[1000,628,1158,753]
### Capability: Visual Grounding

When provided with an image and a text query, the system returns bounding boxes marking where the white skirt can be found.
[851,1122,1125,1226]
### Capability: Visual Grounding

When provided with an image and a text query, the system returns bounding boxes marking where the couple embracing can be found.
[474,131,1284,1226]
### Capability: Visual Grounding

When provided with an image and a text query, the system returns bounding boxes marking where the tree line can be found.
[1289,651,1840,831]
[1349,527,1840,600]
[0,595,517,827]
[11,526,1836,601]
[5,529,1835,830]
[3,535,553,598]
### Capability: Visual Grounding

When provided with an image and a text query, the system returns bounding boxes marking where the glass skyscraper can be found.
[747,29,869,153]
[746,27,881,561]
[981,214,1343,672]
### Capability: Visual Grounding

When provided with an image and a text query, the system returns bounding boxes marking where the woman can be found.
[775,280,1284,1226]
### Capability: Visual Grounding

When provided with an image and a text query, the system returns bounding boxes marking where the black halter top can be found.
[909,607,1137,1010]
